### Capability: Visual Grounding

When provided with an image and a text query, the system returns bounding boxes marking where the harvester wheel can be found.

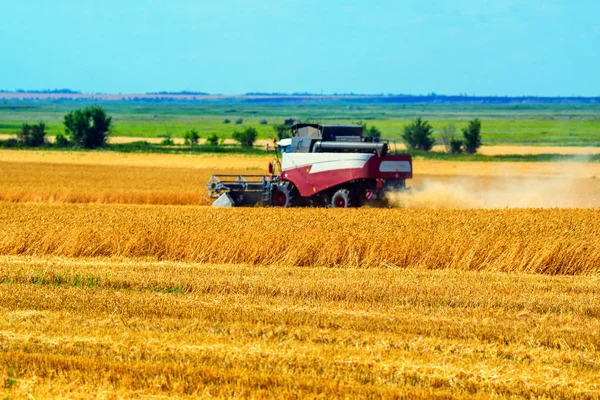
[331,189,352,208]
[273,181,296,207]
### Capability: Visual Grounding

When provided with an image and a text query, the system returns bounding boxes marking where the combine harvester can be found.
[206,123,412,207]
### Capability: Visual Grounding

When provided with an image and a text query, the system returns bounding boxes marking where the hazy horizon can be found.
[2,0,598,96]
[3,89,600,98]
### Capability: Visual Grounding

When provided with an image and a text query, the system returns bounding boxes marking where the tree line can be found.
[8,106,112,149]
[402,117,482,154]
[7,106,261,149]
[4,106,482,154]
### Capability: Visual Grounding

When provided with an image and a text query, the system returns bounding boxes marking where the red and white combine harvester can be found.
[206,124,412,207]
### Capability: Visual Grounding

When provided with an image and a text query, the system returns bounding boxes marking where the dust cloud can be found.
[388,161,600,209]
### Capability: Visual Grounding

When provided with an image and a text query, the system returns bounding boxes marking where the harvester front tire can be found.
[273,181,296,207]
[331,189,352,208]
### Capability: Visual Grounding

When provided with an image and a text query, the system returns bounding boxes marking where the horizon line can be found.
[1,90,599,99]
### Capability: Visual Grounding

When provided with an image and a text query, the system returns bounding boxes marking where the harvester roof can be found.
[291,123,364,140]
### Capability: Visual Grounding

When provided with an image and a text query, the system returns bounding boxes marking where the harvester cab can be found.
[277,138,292,153]
[206,124,412,207]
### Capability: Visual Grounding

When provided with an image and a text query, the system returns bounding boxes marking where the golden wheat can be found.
[0,160,249,205]
[2,149,600,398]
[1,203,599,274]
[1,256,599,398]
[2,160,598,207]
[0,149,269,169]
[3,149,600,207]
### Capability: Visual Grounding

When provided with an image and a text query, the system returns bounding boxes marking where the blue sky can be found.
[1,0,598,95]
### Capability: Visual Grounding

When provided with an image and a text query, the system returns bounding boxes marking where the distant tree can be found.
[232,127,258,147]
[17,122,47,147]
[206,133,219,146]
[31,122,47,146]
[402,117,435,151]
[259,119,268,125]
[160,135,175,145]
[54,133,70,147]
[365,126,382,139]
[440,123,463,154]
[272,123,291,140]
[462,118,482,154]
[440,124,455,153]
[355,121,382,140]
[223,119,231,124]
[183,129,200,145]
[450,138,463,154]
[16,123,32,145]
[235,118,244,125]
[2,138,19,147]
[64,106,111,149]
[355,122,381,140]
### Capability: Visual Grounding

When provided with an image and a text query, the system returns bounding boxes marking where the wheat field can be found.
[1,203,599,274]
[2,149,600,207]
[1,150,600,398]
[0,150,267,205]
[2,256,600,398]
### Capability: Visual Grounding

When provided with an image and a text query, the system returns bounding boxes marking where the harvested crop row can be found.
[1,256,599,398]
[1,203,599,274]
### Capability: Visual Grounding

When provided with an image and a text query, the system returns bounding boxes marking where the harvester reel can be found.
[331,189,352,208]
[273,181,297,207]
